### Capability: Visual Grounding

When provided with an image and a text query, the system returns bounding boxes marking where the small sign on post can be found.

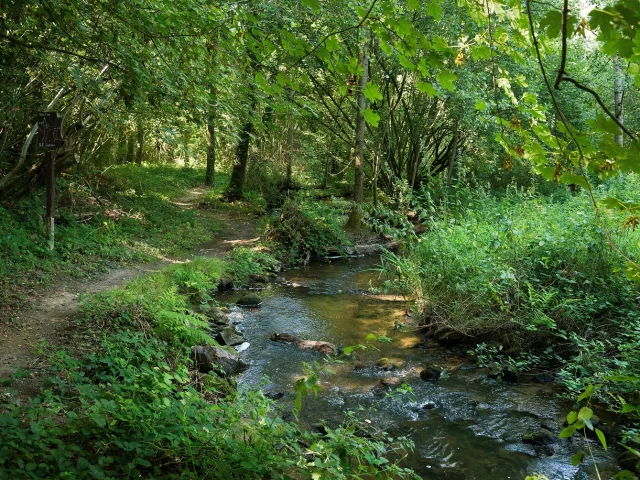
[38,112,63,251]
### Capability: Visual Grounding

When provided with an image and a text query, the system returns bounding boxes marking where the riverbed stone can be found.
[372,377,402,395]
[206,306,229,326]
[522,428,557,456]
[217,277,234,292]
[236,293,262,307]
[533,372,555,383]
[215,327,245,347]
[420,365,443,382]
[192,345,248,377]
[248,273,269,283]
[376,357,405,371]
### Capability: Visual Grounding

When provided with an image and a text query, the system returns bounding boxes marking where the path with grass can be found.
[0,191,261,394]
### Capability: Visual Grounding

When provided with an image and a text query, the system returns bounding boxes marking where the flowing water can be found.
[217,257,616,479]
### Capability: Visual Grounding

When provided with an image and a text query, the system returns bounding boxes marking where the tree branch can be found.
[0,33,124,71]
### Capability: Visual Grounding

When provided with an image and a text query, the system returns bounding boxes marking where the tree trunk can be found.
[285,109,294,190]
[346,40,369,230]
[614,53,624,147]
[135,121,144,164]
[447,119,460,186]
[206,109,216,186]
[205,35,218,187]
[225,98,257,201]
[127,133,135,163]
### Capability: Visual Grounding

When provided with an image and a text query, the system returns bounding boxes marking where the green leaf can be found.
[475,100,487,111]
[407,0,420,11]
[301,0,320,11]
[398,55,416,70]
[539,10,562,38]
[426,0,443,21]
[595,429,607,451]
[571,451,585,466]
[559,424,576,438]
[622,403,638,413]
[416,81,438,97]
[578,406,593,421]
[588,114,622,136]
[363,83,383,102]
[363,109,380,127]
[436,71,457,91]
[577,385,594,402]
[471,45,491,60]
[365,333,377,341]
[343,346,356,355]
[567,411,578,425]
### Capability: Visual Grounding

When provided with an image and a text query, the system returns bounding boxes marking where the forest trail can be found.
[0,189,261,391]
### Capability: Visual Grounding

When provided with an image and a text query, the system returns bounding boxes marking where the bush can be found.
[380,182,640,401]
[267,193,351,263]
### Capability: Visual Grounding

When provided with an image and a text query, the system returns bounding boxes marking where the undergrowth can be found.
[266,192,351,264]
[0,252,418,479]
[379,180,640,410]
[0,164,223,315]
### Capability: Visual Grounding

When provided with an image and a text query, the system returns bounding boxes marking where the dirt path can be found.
[0,191,261,386]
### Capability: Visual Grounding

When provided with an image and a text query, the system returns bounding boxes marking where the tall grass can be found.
[381,179,640,397]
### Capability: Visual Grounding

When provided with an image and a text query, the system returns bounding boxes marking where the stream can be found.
[216,257,616,479]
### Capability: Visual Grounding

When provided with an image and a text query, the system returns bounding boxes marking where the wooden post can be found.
[46,149,55,250]
[38,111,61,251]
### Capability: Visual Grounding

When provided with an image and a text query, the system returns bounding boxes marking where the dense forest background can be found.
[2,0,640,478]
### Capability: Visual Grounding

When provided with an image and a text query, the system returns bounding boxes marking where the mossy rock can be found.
[205,306,229,326]
[376,357,405,371]
[236,293,262,307]
[420,365,443,382]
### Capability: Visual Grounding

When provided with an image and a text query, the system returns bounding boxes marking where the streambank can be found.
[215,256,621,479]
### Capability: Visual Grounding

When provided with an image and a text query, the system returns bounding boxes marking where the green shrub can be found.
[380,182,640,404]
[267,193,351,263]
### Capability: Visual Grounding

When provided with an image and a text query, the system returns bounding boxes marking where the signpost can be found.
[38,112,62,251]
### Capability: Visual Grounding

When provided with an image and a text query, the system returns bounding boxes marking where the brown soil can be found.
[0,190,261,395]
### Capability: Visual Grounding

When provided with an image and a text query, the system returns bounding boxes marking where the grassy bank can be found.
[0,165,227,317]
[0,249,417,479]
[380,180,640,439]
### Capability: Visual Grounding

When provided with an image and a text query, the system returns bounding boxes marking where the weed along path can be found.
[0,198,261,392]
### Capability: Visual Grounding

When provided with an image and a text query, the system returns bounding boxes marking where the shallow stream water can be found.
[217,257,616,479]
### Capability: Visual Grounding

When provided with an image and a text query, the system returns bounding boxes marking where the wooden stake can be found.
[46,149,55,251]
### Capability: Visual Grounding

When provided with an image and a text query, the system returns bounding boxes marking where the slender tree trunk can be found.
[614,53,624,147]
[206,110,216,186]
[135,121,144,164]
[346,40,369,230]
[225,98,257,201]
[447,119,460,186]
[205,35,218,186]
[353,49,368,203]
[285,109,294,189]
[127,133,135,163]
